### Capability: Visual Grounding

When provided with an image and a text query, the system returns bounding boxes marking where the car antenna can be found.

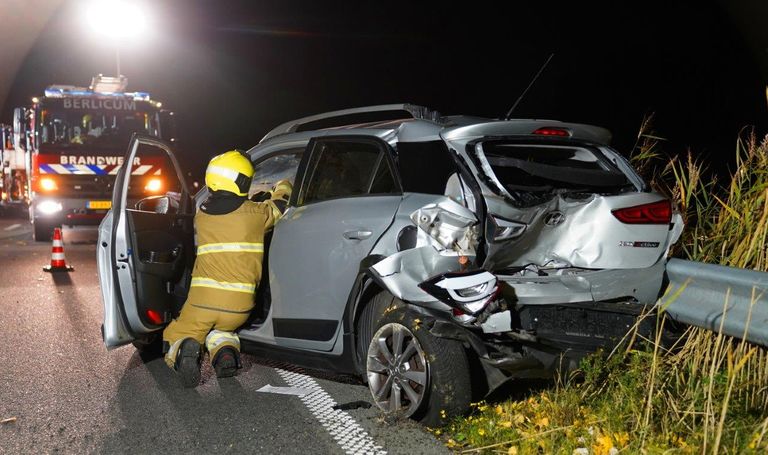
[504,53,555,120]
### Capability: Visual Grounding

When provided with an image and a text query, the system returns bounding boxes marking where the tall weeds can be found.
[445,123,768,454]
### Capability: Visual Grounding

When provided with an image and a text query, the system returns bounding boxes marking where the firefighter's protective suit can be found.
[162,150,291,387]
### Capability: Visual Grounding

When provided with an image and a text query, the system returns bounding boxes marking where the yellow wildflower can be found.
[500,421,513,428]
[495,405,504,415]
[507,446,518,455]
[592,434,614,455]
[535,416,550,428]
[478,428,486,436]
[671,434,688,448]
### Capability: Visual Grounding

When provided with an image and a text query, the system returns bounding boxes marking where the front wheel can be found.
[360,292,472,426]
[132,333,163,360]
[33,220,54,242]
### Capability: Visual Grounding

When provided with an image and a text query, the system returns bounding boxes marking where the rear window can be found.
[479,142,631,193]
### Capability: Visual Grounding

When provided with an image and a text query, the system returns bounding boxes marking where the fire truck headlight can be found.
[144,178,163,193]
[40,177,58,192]
[37,201,63,215]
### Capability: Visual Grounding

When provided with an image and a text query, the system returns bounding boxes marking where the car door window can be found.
[368,154,398,194]
[300,140,382,205]
[120,143,184,207]
[249,149,303,196]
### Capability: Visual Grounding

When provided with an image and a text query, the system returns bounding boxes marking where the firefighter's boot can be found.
[206,330,242,379]
[212,346,241,378]
[174,338,203,388]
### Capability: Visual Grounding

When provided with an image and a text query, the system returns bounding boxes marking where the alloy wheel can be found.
[366,322,429,417]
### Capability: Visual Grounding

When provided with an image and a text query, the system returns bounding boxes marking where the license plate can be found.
[87,200,112,209]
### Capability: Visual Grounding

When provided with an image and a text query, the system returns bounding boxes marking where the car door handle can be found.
[343,230,372,240]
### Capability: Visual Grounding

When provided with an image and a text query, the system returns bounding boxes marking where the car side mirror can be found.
[136,195,171,214]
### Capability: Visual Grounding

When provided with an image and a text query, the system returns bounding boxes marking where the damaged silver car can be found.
[98,105,682,426]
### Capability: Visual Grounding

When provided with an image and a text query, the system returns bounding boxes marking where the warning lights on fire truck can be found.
[39,178,58,192]
[144,178,163,193]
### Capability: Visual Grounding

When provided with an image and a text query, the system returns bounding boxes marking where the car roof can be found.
[258,104,613,147]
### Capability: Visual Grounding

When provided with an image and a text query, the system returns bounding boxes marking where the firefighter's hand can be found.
[250,191,270,202]
[272,179,293,192]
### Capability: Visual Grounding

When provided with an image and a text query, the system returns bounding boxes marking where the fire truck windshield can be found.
[39,108,160,150]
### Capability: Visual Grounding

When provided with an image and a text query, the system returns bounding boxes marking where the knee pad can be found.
[205,330,241,356]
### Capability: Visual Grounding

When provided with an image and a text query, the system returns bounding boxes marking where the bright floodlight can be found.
[86,0,148,40]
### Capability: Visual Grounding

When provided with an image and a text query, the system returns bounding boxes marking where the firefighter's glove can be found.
[250,191,271,202]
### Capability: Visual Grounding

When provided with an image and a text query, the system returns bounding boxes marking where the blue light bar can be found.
[44,86,151,101]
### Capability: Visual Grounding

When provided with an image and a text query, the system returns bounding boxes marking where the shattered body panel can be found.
[498,260,666,306]
[482,192,679,271]
[370,195,478,304]
[371,129,681,317]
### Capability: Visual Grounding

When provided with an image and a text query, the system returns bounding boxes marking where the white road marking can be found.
[256,384,313,396]
[276,368,386,455]
[3,224,21,231]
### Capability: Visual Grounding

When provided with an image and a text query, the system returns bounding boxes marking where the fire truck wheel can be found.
[33,221,54,242]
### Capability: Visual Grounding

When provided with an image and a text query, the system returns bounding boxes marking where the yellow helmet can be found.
[204,150,254,196]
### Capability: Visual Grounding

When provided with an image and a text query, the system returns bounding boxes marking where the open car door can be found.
[98,134,194,349]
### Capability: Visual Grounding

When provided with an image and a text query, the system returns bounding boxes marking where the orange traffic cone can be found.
[43,227,74,272]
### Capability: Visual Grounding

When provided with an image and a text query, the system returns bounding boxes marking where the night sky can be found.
[3,0,766,178]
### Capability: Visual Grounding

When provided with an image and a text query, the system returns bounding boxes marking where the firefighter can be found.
[163,150,292,387]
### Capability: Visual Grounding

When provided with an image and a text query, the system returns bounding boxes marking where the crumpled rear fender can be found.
[370,196,480,303]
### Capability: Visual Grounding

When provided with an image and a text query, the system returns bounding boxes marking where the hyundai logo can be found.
[544,211,566,226]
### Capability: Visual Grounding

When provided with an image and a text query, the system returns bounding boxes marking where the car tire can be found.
[359,291,472,426]
[132,334,163,360]
[33,220,54,242]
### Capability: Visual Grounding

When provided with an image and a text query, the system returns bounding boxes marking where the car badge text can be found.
[618,241,661,248]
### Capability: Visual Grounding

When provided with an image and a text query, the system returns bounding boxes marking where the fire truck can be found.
[10,75,176,240]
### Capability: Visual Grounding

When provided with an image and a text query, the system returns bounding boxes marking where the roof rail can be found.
[260,104,440,142]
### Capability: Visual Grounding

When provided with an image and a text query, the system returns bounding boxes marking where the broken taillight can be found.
[532,127,571,137]
[612,200,672,224]
[419,270,498,316]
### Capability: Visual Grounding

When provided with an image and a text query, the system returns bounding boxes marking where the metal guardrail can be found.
[664,258,768,348]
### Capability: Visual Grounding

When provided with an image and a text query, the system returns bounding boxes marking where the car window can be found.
[397,141,457,195]
[128,143,182,199]
[300,140,382,205]
[249,149,303,196]
[369,156,398,194]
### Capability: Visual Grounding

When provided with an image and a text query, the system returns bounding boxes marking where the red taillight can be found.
[612,200,672,224]
[532,127,571,137]
[146,309,164,325]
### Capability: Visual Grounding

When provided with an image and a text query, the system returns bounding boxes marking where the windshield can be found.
[39,107,160,149]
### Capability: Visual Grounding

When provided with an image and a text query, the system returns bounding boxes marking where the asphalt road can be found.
[0,212,448,454]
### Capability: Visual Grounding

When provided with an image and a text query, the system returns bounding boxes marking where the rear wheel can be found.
[359,292,472,426]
